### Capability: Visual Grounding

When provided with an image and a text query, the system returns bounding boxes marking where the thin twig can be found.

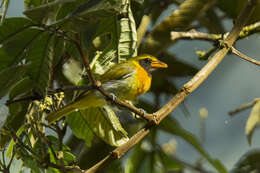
[83,0,258,172]
[229,98,260,116]
[171,30,221,42]
[230,46,260,66]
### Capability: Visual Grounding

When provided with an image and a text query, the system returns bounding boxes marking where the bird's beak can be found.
[151,60,168,68]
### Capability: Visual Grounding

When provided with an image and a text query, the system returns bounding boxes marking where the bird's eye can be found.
[144,58,152,64]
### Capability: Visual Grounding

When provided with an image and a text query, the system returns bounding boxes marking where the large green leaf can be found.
[0,17,33,43]
[80,106,129,146]
[66,111,94,147]
[159,117,228,173]
[53,0,121,32]
[26,33,55,96]
[0,65,28,99]
[0,18,40,69]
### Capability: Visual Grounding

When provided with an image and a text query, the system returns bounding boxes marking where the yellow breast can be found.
[133,61,152,97]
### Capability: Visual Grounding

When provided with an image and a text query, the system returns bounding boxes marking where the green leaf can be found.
[81,106,129,146]
[0,17,33,43]
[54,0,121,32]
[245,100,260,145]
[0,65,28,99]
[159,117,228,173]
[26,33,55,96]
[23,0,68,23]
[231,150,260,173]
[0,19,41,69]
[66,111,94,147]
[9,77,33,100]
[125,143,147,173]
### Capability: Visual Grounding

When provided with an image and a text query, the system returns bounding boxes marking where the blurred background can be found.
[4,0,260,171]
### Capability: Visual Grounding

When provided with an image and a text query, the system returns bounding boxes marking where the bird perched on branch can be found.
[46,55,167,124]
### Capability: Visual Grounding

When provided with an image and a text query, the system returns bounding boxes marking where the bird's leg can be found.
[105,93,117,105]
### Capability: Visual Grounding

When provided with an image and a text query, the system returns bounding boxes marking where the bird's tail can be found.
[46,103,75,124]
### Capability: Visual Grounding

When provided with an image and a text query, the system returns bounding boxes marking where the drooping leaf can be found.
[231,149,260,173]
[80,106,129,146]
[245,100,260,145]
[0,65,28,99]
[66,111,94,147]
[117,0,137,61]
[159,117,228,173]
[125,143,148,173]
[26,33,55,97]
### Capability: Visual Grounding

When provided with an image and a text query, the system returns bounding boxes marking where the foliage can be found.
[0,0,259,173]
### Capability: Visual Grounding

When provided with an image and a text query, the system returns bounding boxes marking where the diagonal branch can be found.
[83,0,258,173]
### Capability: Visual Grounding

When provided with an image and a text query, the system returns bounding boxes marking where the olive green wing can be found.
[100,62,136,83]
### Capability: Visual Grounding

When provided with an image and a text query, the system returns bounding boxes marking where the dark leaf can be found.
[231,149,260,173]
[0,65,28,99]
[26,33,55,96]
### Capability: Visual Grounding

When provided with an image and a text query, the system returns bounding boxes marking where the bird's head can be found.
[131,55,168,74]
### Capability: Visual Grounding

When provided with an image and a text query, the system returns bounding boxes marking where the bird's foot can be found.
[106,93,117,103]
[133,108,147,119]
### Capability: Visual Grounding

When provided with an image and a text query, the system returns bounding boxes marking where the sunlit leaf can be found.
[159,117,228,173]
[66,111,94,147]
[245,100,260,145]
[81,106,129,146]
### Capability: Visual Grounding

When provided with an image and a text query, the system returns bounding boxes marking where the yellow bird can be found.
[46,55,167,124]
